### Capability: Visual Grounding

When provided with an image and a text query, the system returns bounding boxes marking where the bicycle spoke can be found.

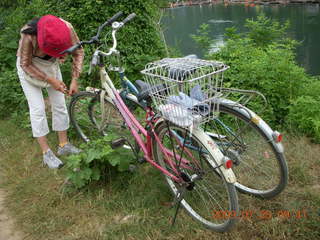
[153,121,238,231]
[206,104,287,198]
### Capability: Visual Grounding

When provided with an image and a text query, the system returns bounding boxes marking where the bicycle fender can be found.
[192,127,237,184]
[219,99,284,154]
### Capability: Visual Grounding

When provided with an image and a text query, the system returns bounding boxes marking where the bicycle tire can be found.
[206,102,288,199]
[153,120,239,232]
[69,91,126,142]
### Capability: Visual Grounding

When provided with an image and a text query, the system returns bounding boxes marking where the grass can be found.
[0,119,319,240]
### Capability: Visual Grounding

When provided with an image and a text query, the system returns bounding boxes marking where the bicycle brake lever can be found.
[92,51,99,65]
[88,63,92,75]
[89,51,100,75]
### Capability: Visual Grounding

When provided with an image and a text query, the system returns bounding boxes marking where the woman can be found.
[16,14,84,169]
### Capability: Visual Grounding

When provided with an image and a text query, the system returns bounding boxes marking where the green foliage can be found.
[0,0,165,125]
[190,23,213,56]
[0,69,28,119]
[287,79,320,142]
[0,0,52,120]
[0,0,28,8]
[206,14,312,128]
[66,134,134,188]
[245,14,291,47]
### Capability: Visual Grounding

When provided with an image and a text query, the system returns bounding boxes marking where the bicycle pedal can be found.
[137,157,146,164]
[110,138,127,149]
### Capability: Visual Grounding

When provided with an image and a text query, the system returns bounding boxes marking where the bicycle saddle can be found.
[135,80,167,103]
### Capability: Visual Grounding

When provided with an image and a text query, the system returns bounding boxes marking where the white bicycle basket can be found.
[141,57,229,128]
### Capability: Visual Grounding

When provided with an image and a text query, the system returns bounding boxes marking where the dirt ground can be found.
[0,189,23,240]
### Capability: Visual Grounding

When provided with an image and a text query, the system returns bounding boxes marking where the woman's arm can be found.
[19,34,48,81]
[63,21,84,95]
[70,25,84,82]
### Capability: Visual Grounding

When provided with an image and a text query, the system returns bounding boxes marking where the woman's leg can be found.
[57,130,68,146]
[47,68,81,155]
[47,87,81,155]
[17,58,63,168]
[37,136,50,153]
[17,59,50,141]
[47,86,70,148]
[47,65,69,143]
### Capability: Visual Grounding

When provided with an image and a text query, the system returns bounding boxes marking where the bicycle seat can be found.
[136,80,167,103]
[135,80,151,92]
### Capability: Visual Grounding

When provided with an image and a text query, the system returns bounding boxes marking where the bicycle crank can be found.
[180,172,202,191]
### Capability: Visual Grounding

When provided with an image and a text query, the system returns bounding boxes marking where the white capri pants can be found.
[16,57,69,137]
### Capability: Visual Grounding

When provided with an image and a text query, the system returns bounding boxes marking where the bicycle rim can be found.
[153,121,239,232]
[207,104,288,199]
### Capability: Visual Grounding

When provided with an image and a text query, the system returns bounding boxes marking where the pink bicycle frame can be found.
[111,82,197,183]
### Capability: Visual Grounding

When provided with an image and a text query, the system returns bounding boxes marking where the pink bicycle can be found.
[65,12,239,232]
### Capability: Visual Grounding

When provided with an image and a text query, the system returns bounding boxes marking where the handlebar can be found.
[96,11,123,38]
[122,13,136,25]
[60,12,135,55]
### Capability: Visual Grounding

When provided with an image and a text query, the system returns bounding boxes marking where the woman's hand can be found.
[48,77,68,94]
[68,80,79,96]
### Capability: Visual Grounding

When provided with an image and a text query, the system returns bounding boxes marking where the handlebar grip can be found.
[95,11,123,40]
[101,11,123,28]
[60,43,81,55]
[122,13,136,25]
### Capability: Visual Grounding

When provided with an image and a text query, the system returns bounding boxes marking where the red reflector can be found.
[225,159,233,169]
[272,131,283,143]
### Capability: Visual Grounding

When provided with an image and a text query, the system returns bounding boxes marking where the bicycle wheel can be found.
[153,120,239,232]
[69,91,126,142]
[206,102,288,199]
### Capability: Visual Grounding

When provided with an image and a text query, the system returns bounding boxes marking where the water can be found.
[163,4,320,75]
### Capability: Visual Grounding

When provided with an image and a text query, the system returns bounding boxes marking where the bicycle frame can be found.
[99,66,186,182]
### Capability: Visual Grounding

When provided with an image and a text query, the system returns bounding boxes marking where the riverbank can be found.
[167,0,320,8]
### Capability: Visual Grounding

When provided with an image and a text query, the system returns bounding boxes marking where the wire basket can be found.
[141,57,229,128]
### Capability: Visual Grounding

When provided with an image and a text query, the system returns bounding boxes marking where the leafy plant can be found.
[0,69,29,119]
[245,13,291,47]
[65,134,134,188]
[287,79,320,142]
[190,23,214,56]
[205,14,312,127]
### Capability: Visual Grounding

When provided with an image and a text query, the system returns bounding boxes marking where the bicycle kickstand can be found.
[171,188,187,228]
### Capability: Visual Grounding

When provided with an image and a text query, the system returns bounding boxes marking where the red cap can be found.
[37,15,72,58]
